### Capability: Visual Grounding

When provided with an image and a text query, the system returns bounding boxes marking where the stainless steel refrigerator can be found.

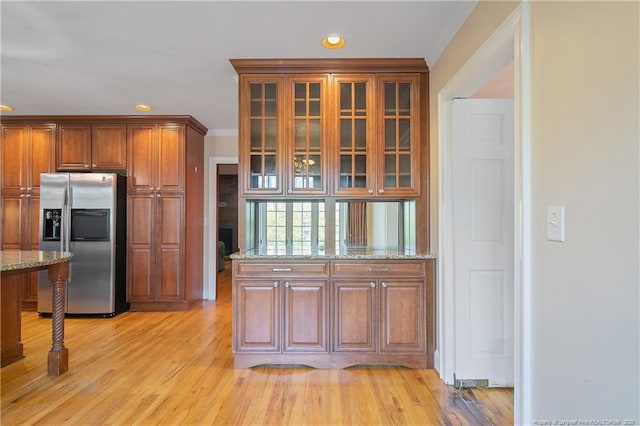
[38,173,127,316]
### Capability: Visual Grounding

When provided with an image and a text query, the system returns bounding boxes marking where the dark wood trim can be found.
[230,58,429,75]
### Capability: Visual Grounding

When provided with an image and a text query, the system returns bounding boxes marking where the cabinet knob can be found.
[26,187,32,192]
[19,194,25,198]
[370,282,376,288]
[368,189,374,194]
[92,164,97,167]
[84,164,90,168]
[20,187,25,192]
[287,189,292,194]
[157,194,162,198]
[273,282,279,288]
[381,282,388,288]
[378,189,385,194]
[150,194,154,198]
[25,194,31,198]
[285,282,290,288]
[156,187,161,191]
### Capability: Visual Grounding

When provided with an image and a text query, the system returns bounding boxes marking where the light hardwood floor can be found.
[1,263,513,425]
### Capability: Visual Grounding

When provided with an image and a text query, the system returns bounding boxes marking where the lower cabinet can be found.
[333,279,425,354]
[127,192,191,309]
[233,261,330,368]
[232,258,434,369]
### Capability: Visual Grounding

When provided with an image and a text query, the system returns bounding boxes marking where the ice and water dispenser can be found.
[42,209,62,241]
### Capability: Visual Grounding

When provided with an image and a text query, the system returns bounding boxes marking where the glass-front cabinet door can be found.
[239,75,284,195]
[333,75,376,197]
[287,75,328,196]
[377,74,420,197]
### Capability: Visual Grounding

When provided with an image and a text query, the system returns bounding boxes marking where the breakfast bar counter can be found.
[1,250,72,375]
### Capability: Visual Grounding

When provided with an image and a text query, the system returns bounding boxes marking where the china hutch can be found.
[230,59,435,369]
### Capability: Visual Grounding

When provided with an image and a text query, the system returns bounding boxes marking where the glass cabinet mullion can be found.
[290,77,326,195]
[380,75,419,196]
[244,77,282,193]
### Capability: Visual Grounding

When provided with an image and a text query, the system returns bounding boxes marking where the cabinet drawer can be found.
[234,261,329,277]
[331,260,426,278]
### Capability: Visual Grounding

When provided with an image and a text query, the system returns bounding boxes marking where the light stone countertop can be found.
[230,247,436,260]
[0,250,73,272]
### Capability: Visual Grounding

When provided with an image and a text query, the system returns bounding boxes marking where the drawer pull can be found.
[272,268,293,272]
[368,267,390,272]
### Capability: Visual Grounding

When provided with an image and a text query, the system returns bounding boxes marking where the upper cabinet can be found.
[1,123,56,193]
[57,123,127,171]
[232,59,427,199]
[127,124,185,192]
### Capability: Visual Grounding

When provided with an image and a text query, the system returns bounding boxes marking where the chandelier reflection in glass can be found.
[293,155,321,189]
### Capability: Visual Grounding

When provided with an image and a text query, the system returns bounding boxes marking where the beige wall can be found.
[429,1,519,251]
[431,0,639,422]
[529,1,638,421]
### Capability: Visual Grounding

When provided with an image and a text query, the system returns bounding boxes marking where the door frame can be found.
[206,155,238,301]
[437,4,531,424]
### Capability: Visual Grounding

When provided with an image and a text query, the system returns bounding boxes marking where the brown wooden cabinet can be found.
[232,258,433,369]
[126,118,205,311]
[233,261,330,367]
[57,123,126,171]
[232,59,426,199]
[127,124,184,192]
[127,193,184,303]
[0,123,56,309]
[1,115,206,312]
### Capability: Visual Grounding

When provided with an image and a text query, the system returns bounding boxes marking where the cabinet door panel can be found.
[156,195,183,301]
[128,248,153,301]
[287,75,328,195]
[157,248,182,301]
[157,126,184,191]
[236,280,280,352]
[332,280,376,352]
[239,76,284,195]
[57,124,91,171]
[283,280,328,352]
[28,196,40,250]
[376,75,420,197]
[333,75,376,197]
[1,196,24,249]
[128,125,156,191]
[92,124,126,170]
[127,195,154,301]
[380,280,425,352]
[29,125,56,188]
[1,126,27,191]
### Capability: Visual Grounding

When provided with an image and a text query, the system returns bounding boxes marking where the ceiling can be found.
[1,1,477,135]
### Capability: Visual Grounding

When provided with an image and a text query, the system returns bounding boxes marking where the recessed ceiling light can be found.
[0,105,14,112]
[322,35,345,49]
[135,104,152,112]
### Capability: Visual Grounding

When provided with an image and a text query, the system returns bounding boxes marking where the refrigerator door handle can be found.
[62,187,70,252]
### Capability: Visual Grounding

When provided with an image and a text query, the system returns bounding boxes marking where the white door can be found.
[452,98,514,387]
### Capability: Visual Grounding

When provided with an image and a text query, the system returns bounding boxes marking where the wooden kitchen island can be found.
[1,250,72,375]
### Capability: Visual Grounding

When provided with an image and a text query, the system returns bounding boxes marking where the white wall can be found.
[529,1,639,422]
[203,134,238,298]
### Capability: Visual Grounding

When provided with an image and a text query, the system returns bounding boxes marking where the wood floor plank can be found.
[1,262,513,425]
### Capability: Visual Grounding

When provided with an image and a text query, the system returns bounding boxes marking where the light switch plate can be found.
[547,206,565,242]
